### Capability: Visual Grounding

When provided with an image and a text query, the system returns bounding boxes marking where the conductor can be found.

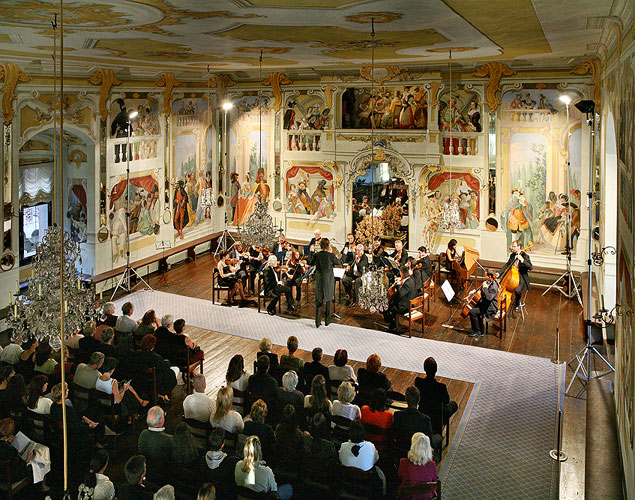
[308,237,341,328]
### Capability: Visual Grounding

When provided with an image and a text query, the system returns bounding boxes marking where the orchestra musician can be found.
[217,250,249,307]
[263,255,297,315]
[417,246,432,283]
[341,233,356,265]
[407,256,423,296]
[286,249,307,302]
[342,244,368,307]
[468,269,500,338]
[246,245,266,292]
[372,235,385,260]
[308,229,322,253]
[498,240,532,313]
[387,239,408,282]
[228,241,250,291]
[271,233,291,264]
[308,237,341,328]
[383,265,417,333]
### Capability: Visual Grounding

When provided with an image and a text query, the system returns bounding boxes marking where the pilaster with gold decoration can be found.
[473,62,516,112]
[0,63,31,124]
[262,73,292,112]
[207,74,236,103]
[570,59,602,105]
[155,73,181,117]
[88,69,121,121]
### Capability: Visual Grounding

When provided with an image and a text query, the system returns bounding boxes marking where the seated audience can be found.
[197,483,216,500]
[154,485,175,500]
[96,357,148,417]
[17,338,38,381]
[0,333,24,365]
[280,335,304,376]
[328,348,357,385]
[171,421,199,467]
[199,427,238,495]
[154,314,174,343]
[172,318,204,362]
[247,355,278,400]
[26,374,52,415]
[225,354,249,408]
[5,373,27,416]
[358,354,392,396]
[117,455,153,500]
[115,302,138,334]
[339,420,385,494]
[78,321,102,355]
[361,389,393,452]
[332,381,362,421]
[52,348,74,383]
[303,347,330,389]
[138,405,173,459]
[0,417,50,491]
[235,435,293,500]
[275,404,305,450]
[303,412,337,462]
[210,386,244,434]
[33,341,57,376]
[392,386,442,453]
[75,352,105,389]
[97,328,117,358]
[134,334,178,401]
[278,370,304,413]
[65,324,87,351]
[242,399,275,460]
[256,337,279,375]
[0,365,15,410]
[98,302,118,328]
[183,374,215,422]
[304,374,332,418]
[135,309,160,347]
[77,449,115,500]
[415,357,458,435]
[398,433,438,500]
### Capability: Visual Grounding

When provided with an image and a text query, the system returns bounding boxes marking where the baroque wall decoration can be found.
[155,72,181,117]
[473,62,516,112]
[0,63,31,123]
[263,72,292,112]
[570,59,602,105]
[359,64,407,86]
[207,73,236,103]
[89,69,121,121]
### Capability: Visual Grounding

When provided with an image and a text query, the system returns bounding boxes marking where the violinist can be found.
[228,241,250,290]
[468,269,499,338]
[271,233,290,263]
[372,235,385,260]
[341,233,356,265]
[498,239,532,313]
[286,249,306,302]
[308,229,322,253]
[383,265,417,333]
[343,244,368,307]
[387,239,408,282]
[217,250,249,307]
[417,246,432,282]
[407,256,423,296]
[263,255,297,316]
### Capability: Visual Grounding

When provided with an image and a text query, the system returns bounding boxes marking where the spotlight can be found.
[574,100,595,114]
[559,95,571,105]
[222,102,233,111]
[128,110,138,119]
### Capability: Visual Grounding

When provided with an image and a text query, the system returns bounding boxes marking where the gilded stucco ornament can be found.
[88,69,121,121]
[473,62,516,112]
[155,72,181,117]
[207,74,236,102]
[570,59,602,105]
[359,65,407,85]
[0,63,31,124]
[262,72,292,112]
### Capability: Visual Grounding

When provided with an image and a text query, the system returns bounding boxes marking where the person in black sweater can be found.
[117,455,153,500]
[417,246,433,283]
[242,399,275,461]
[247,355,279,400]
[199,427,239,499]
[357,354,392,396]
[303,347,330,390]
[414,357,458,436]
[391,386,442,453]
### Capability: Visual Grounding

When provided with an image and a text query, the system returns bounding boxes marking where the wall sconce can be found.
[591,245,616,266]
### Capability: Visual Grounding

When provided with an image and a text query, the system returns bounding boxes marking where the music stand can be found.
[155,240,172,285]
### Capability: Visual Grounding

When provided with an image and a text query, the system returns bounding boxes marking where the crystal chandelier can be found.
[358,18,389,313]
[238,199,279,249]
[7,226,96,351]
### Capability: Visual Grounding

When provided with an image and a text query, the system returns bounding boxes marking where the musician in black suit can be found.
[342,244,368,306]
[417,246,432,282]
[271,233,289,263]
[262,255,296,315]
[308,238,341,328]
[468,269,500,338]
[498,239,532,312]
[371,235,385,260]
[383,265,417,332]
[228,241,250,289]
[341,233,356,265]
[407,256,423,296]
[308,228,322,253]
[387,239,408,281]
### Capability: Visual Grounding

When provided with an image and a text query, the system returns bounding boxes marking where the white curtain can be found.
[19,162,54,205]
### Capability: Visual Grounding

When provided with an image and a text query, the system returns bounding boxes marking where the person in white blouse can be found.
[26,375,52,415]
[332,381,362,421]
[339,420,386,495]
[77,449,115,500]
[95,357,148,417]
[329,349,357,383]
[183,374,215,422]
[209,386,244,434]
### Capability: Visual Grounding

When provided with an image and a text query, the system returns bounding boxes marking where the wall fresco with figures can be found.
[285,164,336,223]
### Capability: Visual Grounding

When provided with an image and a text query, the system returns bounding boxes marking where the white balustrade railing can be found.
[439,132,480,156]
[284,130,323,152]
[501,108,553,123]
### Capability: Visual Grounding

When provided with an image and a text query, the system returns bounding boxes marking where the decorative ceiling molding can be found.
[570,59,601,104]
[155,72,181,117]
[0,62,31,124]
[88,69,121,120]
[262,72,292,112]
[359,64,407,85]
[207,73,236,102]
[473,62,516,112]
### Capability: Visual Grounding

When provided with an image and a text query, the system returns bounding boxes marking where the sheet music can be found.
[11,431,51,483]
[441,280,455,302]
[333,268,345,279]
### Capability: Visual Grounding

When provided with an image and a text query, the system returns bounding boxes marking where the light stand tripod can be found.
[213,101,236,257]
[111,115,154,300]
[213,211,236,257]
[543,96,582,307]
[565,99,614,396]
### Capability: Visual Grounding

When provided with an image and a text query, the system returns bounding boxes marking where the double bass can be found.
[497,243,533,314]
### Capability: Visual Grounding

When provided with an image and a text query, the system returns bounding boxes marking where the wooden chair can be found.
[331,414,353,443]
[400,480,441,500]
[137,366,157,406]
[337,464,379,500]
[71,383,93,411]
[211,268,231,304]
[94,388,137,434]
[175,346,204,395]
[435,253,452,293]
[184,417,211,449]
[236,485,278,499]
[256,274,282,314]
[23,410,53,446]
[0,460,30,500]
[271,441,305,487]
[396,294,428,338]
[304,454,336,499]
[485,293,508,339]
[232,387,247,416]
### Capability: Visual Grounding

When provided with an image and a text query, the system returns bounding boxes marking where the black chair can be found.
[23,409,53,446]
[304,454,336,499]
[400,479,441,500]
[94,388,138,434]
[145,458,200,499]
[271,441,305,487]
[386,390,407,412]
[71,384,93,411]
[212,268,231,305]
[363,421,391,456]
[136,366,157,406]
[236,485,278,499]
[256,274,282,314]
[337,464,380,500]
[232,388,247,416]
[419,401,452,460]
[185,417,211,450]
[0,459,30,500]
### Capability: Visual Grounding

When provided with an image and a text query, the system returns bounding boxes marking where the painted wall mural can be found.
[283,92,330,152]
[421,171,480,230]
[499,87,582,253]
[67,180,87,243]
[341,86,428,130]
[285,165,336,223]
[229,95,272,226]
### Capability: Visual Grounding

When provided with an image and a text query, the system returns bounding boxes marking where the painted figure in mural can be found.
[149,184,160,231]
[128,192,142,234]
[510,93,524,109]
[67,201,87,243]
[537,94,557,113]
[467,101,482,132]
[110,98,130,163]
[539,193,576,250]
[254,167,270,201]
[283,100,296,130]
[297,181,312,214]
[440,97,468,131]
[503,188,534,248]
[308,193,335,225]
[110,207,127,262]
[185,172,198,226]
[202,171,213,219]
[342,88,357,128]
[230,172,240,221]
[412,87,428,129]
[194,170,209,225]
[465,190,479,229]
[173,180,189,240]
[311,180,328,214]
[233,173,259,226]
[399,90,415,129]
[137,200,154,236]
[287,184,302,213]
[522,92,537,109]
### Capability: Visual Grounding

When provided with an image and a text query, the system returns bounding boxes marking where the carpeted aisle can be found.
[116,290,562,500]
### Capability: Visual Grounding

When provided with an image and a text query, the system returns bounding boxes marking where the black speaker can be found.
[585,323,603,345]
[575,99,595,114]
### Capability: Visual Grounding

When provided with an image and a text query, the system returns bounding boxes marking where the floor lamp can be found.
[565,99,614,396]
[111,111,154,299]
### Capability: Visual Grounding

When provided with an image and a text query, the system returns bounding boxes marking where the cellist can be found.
[498,240,532,313]
[468,269,499,338]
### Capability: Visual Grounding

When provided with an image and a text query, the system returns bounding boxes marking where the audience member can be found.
[303,347,330,389]
[26,374,52,415]
[154,314,174,344]
[0,417,49,490]
[247,355,278,399]
[278,370,303,413]
[79,321,102,354]
[392,386,441,453]
[275,404,305,450]
[303,412,337,462]
[77,449,115,500]
[75,352,105,389]
[135,334,178,401]
[171,421,199,467]
[98,328,117,358]
[196,483,216,500]
[65,324,87,351]
[210,386,244,434]
[414,357,458,435]
[225,354,249,408]
[0,365,15,410]
[279,335,304,374]
[397,433,438,500]
[304,374,332,418]
[242,399,275,460]
[154,485,175,500]
[332,381,361,420]
[339,420,385,494]
[235,435,292,500]
[138,405,173,459]
[183,374,215,422]
[98,302,118,328]
[256,337,279,375]
[199,427,238,495]
[34,342,57,376]
[96,357,148,417]
[328,348,357,384]
[115,302,138,334]
[5,373,27,415]
[135,310,159,347]
[17,338,38,380]
[358,354,392,395]
[0,333,24,365]
[117,455,153,500]
[361,389,393,451]
[172,318,204,362]
[53,347,74,383]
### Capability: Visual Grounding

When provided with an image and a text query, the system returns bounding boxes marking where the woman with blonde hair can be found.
[209,386,244,434]
[235,435,292,499]
[398,432,438,500]
[332,381,361,421]
[196,483,216,500]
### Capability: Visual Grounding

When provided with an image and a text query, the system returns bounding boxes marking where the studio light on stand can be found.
[111,109,154,299]
[565,98,615,396]
[214,100,236,256]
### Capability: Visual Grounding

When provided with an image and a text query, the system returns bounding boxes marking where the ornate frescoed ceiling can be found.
[0,0,617,80]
